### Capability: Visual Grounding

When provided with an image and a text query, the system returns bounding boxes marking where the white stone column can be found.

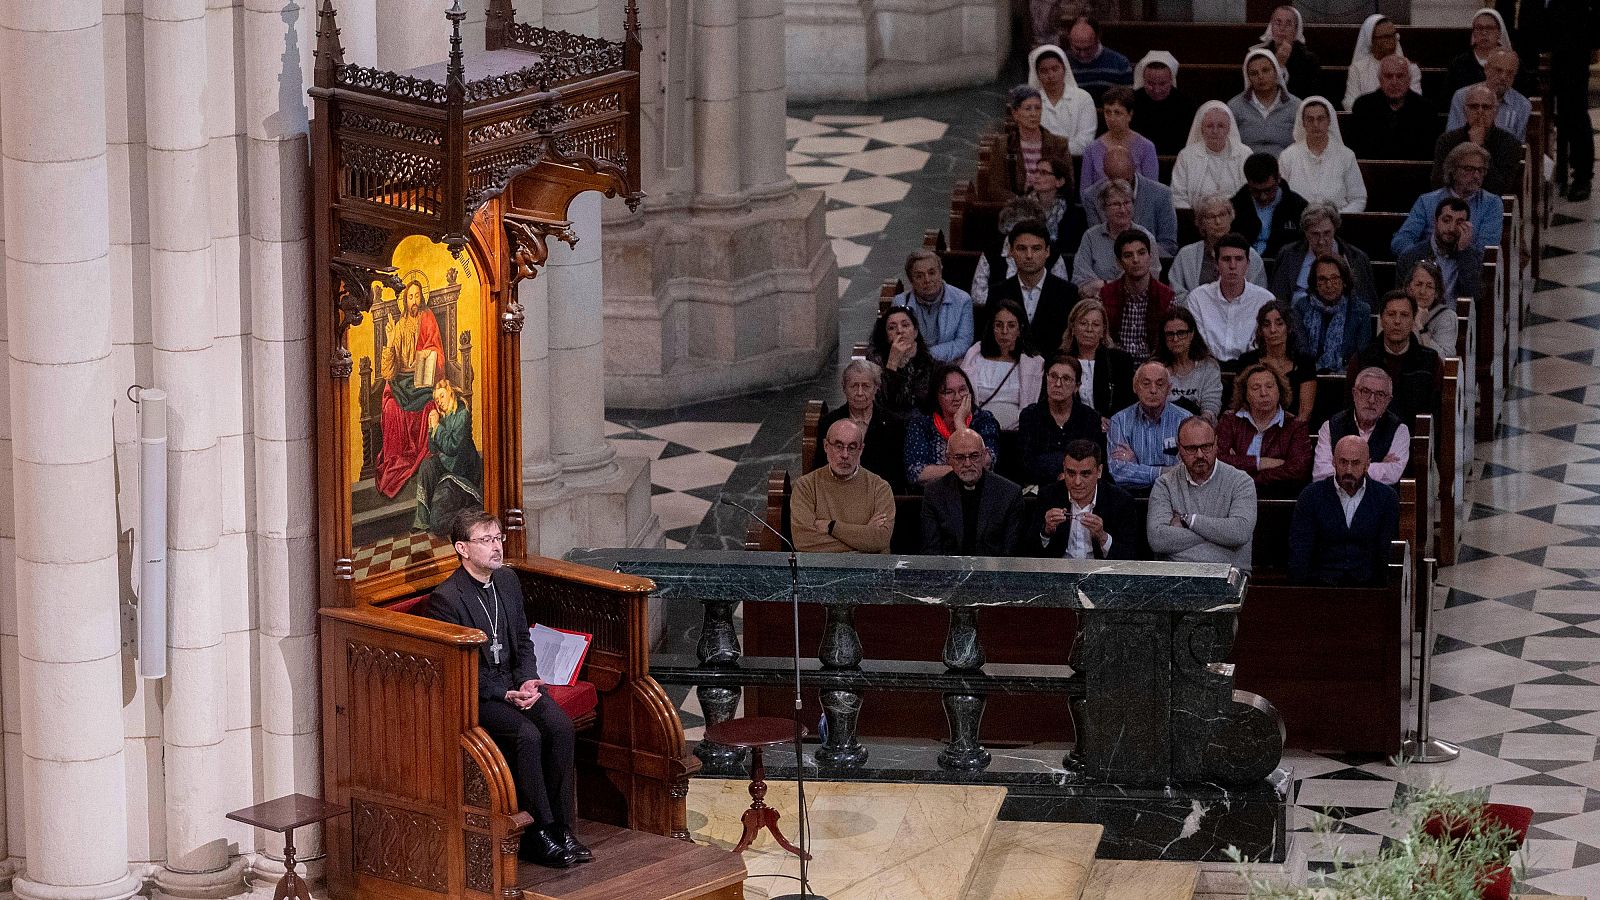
[739,0,790,198]
[375,0,445,69]
[0,75,15,897]
[518,274,563,498]
[145,1,246,894]
[694,0,743,204]
[544,195,616,483]
[242,0,320,878]
[336,0,378,66]
[1,2,140,899]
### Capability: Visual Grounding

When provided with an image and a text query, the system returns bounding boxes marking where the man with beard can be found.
[1146,417,1257,573]
[376,279,447,497]
[1396,195,1483,304]
[1392,142,1502,254]
[1313,367,1409,485]
[1433,84,1522,196]
[1289,435,1399,585]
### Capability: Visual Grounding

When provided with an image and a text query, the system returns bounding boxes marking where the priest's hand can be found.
[507,679,545,709]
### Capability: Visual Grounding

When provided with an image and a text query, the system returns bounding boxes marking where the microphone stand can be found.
[719,497,826,900]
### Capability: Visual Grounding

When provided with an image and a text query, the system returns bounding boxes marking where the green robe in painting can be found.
[412,402,484,536]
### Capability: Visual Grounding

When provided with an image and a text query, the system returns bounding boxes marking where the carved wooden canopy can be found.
[309,0,642,606]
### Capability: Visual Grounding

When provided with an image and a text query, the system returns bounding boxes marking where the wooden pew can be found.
[320,558,707,900]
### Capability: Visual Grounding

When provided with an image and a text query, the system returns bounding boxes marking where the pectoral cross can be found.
[489,640,503,665]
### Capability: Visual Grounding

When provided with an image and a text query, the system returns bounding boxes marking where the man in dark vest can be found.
[1312,367,1410,486]
[425,509,590,868]
[1346,290,1444,428]
[1290,435,1400,585]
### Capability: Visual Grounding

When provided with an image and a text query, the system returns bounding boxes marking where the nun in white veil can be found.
[1170,101,1252,209]
[1448,8,1513,93]
[1253,5,1323,100]
[1278,96,1366,212]
[1343,14,1421,111]
[1028,44,1098,154]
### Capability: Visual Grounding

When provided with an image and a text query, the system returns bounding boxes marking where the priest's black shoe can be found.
[1570,181,1592,203]
[520,827,578,868]
[556,825,594,863]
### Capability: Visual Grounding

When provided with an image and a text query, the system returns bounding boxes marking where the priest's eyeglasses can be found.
[467,534,507,544]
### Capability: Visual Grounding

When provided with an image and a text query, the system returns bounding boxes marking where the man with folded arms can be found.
[1147,417,1257,573]
[792,419,895,553]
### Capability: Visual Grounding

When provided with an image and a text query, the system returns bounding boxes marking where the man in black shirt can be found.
[1348,54,1440,160]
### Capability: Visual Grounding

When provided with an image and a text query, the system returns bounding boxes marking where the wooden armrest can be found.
[511,555,654,595]
[321,604,484,646]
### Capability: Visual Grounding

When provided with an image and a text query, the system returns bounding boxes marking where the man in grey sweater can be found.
[1146,417,1258,573]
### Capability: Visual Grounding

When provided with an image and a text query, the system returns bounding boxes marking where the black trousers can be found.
[1553,49,1596,184]
[479,694,577,827]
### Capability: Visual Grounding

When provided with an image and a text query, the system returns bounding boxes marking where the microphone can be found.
[720,496,797,554]
[714,496,825,900]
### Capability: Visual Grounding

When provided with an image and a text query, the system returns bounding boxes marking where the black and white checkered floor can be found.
[608,92,1600,896]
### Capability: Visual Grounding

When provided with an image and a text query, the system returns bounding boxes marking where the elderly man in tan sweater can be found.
[792,419,895,553]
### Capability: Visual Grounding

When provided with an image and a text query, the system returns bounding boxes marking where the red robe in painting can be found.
[375,308,445,498]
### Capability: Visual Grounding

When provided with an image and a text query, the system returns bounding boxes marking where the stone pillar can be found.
[694,0,743,204]
[784,0,1007,101]
[0,70,14,899]
[1,2,140,899]
[545,196,617,484]
[518,275,563,502]
[145,1,247,894]
[375,0,442,69]
[242,0,320,880]
[336,0,378,66]
[739,0,789,199]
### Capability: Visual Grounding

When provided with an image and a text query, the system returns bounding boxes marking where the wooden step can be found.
[518,820,746,900]
[1080,859,1199,900]
[964,821,1104,900]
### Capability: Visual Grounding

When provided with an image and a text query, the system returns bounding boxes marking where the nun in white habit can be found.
[1277,96,1366,212]
[1028,44,1098,154]
[1342,14,1421,111]
[1170,101,1252,210]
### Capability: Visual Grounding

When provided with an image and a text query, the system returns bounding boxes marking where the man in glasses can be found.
[425,509,589,869]
[1391,142,1502,255]
[1396,196,1483,304]
[1432,84,1522,196]
[920,428,1025,555]
[1445,49,1530,141]
[1146,417,1258,573]
[792,419,895,553]
[1313,367,1409,486]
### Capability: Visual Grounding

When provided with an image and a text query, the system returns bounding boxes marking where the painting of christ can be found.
[375,279,446,497]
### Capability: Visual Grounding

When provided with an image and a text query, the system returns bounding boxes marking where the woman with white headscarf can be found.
[1277,96,1366,212]
[1132,50,1197,155]
[1253,5,1323,101]
[1343,14,1421,111]
[1228,48,1300,156]
[1171,101,1252,209]
[1448,8,1513,93]
[1028,44,1097,154]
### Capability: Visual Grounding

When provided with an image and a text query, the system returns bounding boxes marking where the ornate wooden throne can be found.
[309,3,711,898]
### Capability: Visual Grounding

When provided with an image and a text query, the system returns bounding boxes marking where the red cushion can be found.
[385,594,429,615]
[546,681,599,720]
[1424,803,1532,845]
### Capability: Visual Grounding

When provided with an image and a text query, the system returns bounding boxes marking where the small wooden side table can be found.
[227,793,349,900]
[704,716,810,860]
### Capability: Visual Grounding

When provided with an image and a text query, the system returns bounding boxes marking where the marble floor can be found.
[604,85,1600,897]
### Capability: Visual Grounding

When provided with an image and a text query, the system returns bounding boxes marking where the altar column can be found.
[1,2,140,899]
[0,80,14,899]
[243,0,321,880]
[146,1,247,894]
[694,0,743,204]
[739,0,790,199]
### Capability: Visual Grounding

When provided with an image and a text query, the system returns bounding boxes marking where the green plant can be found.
[1227,781,1527,899]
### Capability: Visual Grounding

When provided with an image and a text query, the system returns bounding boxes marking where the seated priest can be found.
[1107,361,1192,491]
[1313,367,1410,486]
[1289,435,1400,586]
[1346,290,1444,429]
[921,427,1026,556]
[1034,439,1143,560]
[1346,54,1440,161]
[425,509,590,869]
[1146,417,1258,573]
[794,418,895,553]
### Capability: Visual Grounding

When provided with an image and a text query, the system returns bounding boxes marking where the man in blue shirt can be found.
[893,249,974,364]
[1445,49,1531,141]
[1064,16,1133,104]
[1107,360,1191,490]
[1391,142,1503,255]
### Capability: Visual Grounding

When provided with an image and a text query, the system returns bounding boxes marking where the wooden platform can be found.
[519,820,746,900]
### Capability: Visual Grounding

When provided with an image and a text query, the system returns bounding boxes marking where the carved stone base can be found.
[785,0,1009,101]
[521,455,664,642]
[152,859,249,900]
[600,191,838,408]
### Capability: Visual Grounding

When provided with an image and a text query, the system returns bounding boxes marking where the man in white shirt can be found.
[1034,440,1142,560]
[1182,232,1276,363]
[1312,367,1410,485]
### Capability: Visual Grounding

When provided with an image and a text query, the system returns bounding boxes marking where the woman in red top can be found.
[1216,362,1312,498]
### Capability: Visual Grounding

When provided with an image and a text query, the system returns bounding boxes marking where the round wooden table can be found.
[704,716,811,860]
